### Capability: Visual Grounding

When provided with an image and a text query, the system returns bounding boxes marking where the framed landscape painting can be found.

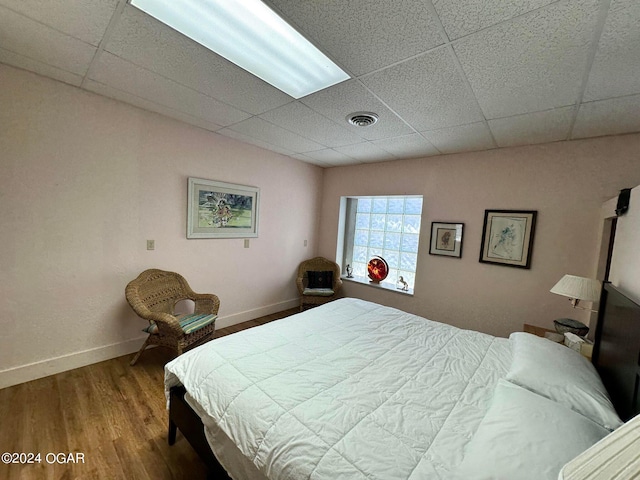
[187,178,259,239]
[429,222,464,258]
[479,210,537,269]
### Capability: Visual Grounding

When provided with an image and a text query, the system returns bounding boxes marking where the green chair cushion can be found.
[303,288,335,297]
[143,313,217,335]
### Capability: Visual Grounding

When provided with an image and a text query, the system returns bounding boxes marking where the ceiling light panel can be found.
[129,0,350,99]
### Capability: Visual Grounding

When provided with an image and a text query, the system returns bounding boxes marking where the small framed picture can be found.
[429,222,464,258]
[479,210,537,269]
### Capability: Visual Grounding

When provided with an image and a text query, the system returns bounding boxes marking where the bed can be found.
[164,285,640,479]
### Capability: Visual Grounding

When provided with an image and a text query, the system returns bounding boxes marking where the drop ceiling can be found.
[1,0,639,167]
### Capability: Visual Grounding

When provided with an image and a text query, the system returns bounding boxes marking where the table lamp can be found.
[550,274,602,313]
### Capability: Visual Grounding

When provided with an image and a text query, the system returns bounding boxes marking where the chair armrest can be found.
[296,277,304,295]
[191,293,220,315]
[126,294,182,337]
[147,312,183,337]
[333,277,343,294]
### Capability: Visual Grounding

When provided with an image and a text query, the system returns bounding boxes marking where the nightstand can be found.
[522,323,594,361]
[523,323,555,337]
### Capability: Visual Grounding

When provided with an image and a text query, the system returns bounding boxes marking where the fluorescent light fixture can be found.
[129,0,350,98]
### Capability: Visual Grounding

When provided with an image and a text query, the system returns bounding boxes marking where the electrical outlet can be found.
[147,240,155,250]
[304,239,308,247]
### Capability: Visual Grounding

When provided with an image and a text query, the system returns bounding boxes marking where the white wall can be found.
[607,186,640,303]
[0,65,323,388]
[318,134,640,337]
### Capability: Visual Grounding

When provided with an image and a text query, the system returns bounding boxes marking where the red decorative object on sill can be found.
[367,256,389,284]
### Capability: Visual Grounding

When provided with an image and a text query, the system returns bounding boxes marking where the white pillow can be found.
[455,380,609,480]
[506,332,622,431]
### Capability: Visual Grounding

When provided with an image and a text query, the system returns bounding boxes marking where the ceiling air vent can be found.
[347,112,379,127]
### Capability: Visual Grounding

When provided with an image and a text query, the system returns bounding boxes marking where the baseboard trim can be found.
[0,336,147,390]
[216,298,299,329]
[0,298,300,390]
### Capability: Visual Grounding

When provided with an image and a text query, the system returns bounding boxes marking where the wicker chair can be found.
[296,257,343,311]
[125,269,220,366]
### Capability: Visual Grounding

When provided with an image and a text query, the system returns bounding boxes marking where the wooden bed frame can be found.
[168,282,640,478]
[168,386,230,479]
[592,282,640,421]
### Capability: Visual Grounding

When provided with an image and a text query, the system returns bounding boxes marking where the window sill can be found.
[341,275,414,296]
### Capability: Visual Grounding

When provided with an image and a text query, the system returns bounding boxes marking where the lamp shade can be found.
[559,414,640,479]
[550,275,602,302]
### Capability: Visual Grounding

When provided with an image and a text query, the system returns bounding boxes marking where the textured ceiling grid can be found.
[0,0,639,167]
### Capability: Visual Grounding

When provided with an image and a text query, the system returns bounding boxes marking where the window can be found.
[339,195,423,292]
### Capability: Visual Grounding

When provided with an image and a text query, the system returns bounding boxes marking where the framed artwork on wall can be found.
[429,222,464,258]
[479,210,537,269]
[187,177,259,239]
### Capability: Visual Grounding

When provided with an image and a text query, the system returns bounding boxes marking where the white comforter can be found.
[165,298,511,480]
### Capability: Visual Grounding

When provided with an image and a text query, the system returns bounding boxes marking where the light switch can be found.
[304,239,308,247]
[147,240,155,250]
[244,239,250,248]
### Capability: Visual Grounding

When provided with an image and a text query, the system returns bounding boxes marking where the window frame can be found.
[336,195,424,295]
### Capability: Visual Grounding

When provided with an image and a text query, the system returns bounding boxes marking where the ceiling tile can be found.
[291,153,333,168]
[362,47,485,131]
[88,52,250,127]
[218,128,296,156]
[320,157,365,167]
[421,122,496,154]
[221,117,325,153]
[2,0,638,162]
[301,80,415,141]
[84,79,223,132]
[0,5,97,76]
[583,0,640,101]
[0,47,83,87]
[433,0,557,40]
[0,0,118,46]
[489,107,575,147]
[572,94,640,139]
[372,134,440,158]
[267,0,444,76]
[454,0,601,119]
[102,5,292,115]
[259,102,364,148]
[334,142,397,163]
[300,148,355,166]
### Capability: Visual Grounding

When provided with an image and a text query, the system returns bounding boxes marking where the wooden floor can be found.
[0,308,298,480]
